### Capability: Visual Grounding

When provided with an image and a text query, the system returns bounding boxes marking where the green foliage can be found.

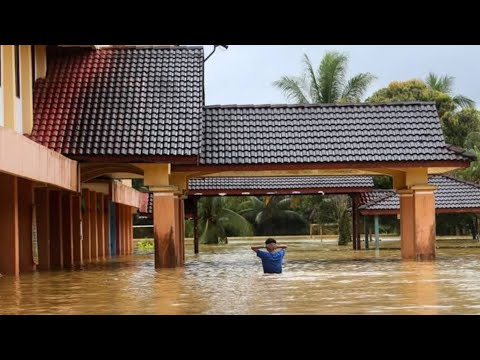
[185,219,194,238]
[373,176,392,189]
[436,213,478,237]
[367,80,462,145]
[442,108,480,147]
[464,132,480,150]
[198,197,253,244]
[240,196,308,236]
[136,239,154,251]
[273,51,376,104]
[338,210,352,245]
[425,72,475,109]
[453,147,480,183]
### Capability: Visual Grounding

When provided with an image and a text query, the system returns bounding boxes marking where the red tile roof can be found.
[31,46,203,161]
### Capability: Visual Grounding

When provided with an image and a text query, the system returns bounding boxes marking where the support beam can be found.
[89,191,98,260]
[49,191,63,269]
[364,216,369,250]
[109,201,117,256]
[97,193,105,258]
[72,194,83,265]
[2,45,16,130]
[61,193,74,267]
[412,185,437,261]
[103,196,110,257]
[398,185,437,261]
[399,190,415,259]
[193,197,199,254]
[35,187,50,270]
[18,178,34,272]
[153,193,178,268]
[374,215,380,251]
[81,189,91,262]
[0,173,19,276]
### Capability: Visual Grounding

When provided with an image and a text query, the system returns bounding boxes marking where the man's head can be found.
[265,238,277,252]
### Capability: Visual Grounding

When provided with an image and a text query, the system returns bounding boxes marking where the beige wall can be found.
[82,183,110,195]
[0,126,78,192]
[112,181,141,208]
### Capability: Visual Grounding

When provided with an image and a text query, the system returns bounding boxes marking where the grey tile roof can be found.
[188,176,374,191]
[359,175,480,212]
[31,46,204,158]
[201,102,471,165]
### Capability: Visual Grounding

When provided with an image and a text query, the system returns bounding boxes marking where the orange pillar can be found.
[90,191,98,260]
[399,186,437,261]
[35,187,50,270]
[413,186,436,261]
[97,193,105,258]
[0,173,19,276]
[180,198,185,264]
[72,194,83,265]
[153,193,178,268]
[49,191,63,269]
[61,193,74,268]
[399,190,415,260]
[81,189,91,262]
[115,203,122,255]
[103,196,110,257]
[18,178,34,273]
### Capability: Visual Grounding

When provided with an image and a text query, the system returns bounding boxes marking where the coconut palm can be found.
[197,197,253,244]
[273,51,376,104]
[240,196,308,236]
[425,72,475,109]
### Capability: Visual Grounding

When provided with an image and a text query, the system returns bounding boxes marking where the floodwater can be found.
[1,239,480,314]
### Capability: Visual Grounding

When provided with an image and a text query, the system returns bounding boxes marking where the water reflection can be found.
[1,240,480,314]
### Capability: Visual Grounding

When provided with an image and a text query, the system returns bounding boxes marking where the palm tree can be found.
[425,72,475,109]
[273,51,376,104]
[240,196,308,236]
[197,197,253,244]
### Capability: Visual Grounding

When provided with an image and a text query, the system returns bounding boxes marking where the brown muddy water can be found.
[1,239,480,314]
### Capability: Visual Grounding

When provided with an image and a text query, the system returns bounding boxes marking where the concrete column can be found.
[399,190,415,259]
[61,193,73,268]
[153,193,178,268]
[97,193,105,258]
[35,187,50,270]
[71,194,83,265]
[49,191,63,269]
[0,173,19,276]
[81,189,91,262]
[89,191,98,260]
[115,203,122,255]
[18,178,34,272]
[412,186,437,261]
[103,197,110,257]
[399,186,437,261]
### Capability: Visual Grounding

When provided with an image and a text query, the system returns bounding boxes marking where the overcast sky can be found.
[203,45,480,106]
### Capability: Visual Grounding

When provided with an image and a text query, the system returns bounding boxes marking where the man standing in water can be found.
[251,238,287,274]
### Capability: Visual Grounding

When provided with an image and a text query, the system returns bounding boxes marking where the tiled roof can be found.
[358,190,395,207]
[201,102,472,165]
[359,175,480,212]
[188,176,374,190]
[31,46,204,159]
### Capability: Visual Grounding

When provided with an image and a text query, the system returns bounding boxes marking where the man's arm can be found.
[251,246,264,252]
[276,245,287,250]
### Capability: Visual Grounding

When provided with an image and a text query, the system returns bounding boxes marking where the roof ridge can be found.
[204,101,437,109]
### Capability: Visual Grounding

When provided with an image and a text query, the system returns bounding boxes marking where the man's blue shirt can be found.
[256,249,286,273]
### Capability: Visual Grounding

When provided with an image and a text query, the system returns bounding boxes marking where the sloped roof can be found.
[31,46,204,162]
[359,175,480,214]
[201,102,471,165]
[188,175,374,194]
